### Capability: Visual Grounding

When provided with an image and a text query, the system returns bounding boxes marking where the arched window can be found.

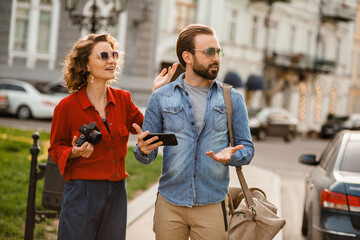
[9,0,60,69]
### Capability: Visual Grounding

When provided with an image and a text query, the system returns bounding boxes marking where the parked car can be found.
[0,90,9,111]
[0,79,63,119]
[320,114,360,139]
[248,107,298,142]
[42,79,69,98]
[299,130,360,240]
[343,113,360,130]
[320,114,349,139]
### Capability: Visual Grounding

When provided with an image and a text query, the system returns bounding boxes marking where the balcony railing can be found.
[265,51,337,73]
[321,3,356,22]
[314,58,337,73]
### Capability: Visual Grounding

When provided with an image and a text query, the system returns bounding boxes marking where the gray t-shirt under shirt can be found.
[184,82,210,133]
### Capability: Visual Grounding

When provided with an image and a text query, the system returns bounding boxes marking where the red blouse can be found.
[48,86,143,181]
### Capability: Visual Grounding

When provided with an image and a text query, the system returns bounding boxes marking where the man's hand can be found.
[69,136,94,159]
[132,123,163,155]
[206,145,244,164]
[152,62,179,92]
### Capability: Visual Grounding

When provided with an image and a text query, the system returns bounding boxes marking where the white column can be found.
[27,0,40,68]
[49,0,60,70]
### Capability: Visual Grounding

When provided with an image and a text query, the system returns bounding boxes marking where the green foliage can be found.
[0,128,48,239]
[0,127,162,239]
[125,146,162,199]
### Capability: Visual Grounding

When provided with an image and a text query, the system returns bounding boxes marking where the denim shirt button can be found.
[191,122,195,126]
[193,174,196,178]
[195,157,197,160]
[188,105,192,109]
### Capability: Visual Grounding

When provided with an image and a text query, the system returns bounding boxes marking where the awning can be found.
[223,72,242,88]
[246,74,264,91]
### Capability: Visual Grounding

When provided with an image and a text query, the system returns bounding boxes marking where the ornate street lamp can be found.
[64,0,128,33]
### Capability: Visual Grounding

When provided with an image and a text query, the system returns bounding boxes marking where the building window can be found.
[289,25,296,52]
[37,11,51,53]
[335,37,341,61]
[229,9,238,43]
[269,21,278,50]
[306,30,312,56]
[9,0,60,69]
[14,0,30,51]
[251,16,258,47]
[176,0,197,32]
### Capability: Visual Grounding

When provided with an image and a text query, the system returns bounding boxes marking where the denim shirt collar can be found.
[173,73,221,93]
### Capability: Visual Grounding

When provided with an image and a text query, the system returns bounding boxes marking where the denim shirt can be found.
[134,74,254,207]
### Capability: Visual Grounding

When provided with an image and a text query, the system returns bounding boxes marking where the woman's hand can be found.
[152,62,179,92]
[69,136,94,159]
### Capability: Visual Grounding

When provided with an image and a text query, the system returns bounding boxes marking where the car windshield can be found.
[340,140,360,173]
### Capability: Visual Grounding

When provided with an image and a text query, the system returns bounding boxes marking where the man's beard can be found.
[192,57,219,80]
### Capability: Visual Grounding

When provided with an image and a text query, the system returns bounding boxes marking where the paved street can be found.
[0,116,331,240]
[251,137,330,240]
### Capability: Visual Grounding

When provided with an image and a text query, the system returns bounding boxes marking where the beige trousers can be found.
[153,194,229,240]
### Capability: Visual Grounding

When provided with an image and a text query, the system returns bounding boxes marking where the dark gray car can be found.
[300,130,360,240]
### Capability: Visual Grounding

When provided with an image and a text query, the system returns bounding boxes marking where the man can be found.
[133,24,254,240]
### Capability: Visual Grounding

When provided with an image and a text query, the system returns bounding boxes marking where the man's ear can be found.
[182,51,193,65]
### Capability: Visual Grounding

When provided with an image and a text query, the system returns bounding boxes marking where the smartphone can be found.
[143,133,178,146]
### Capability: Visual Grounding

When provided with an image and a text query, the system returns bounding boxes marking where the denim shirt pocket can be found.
[213,105,227,132]
[163,106,184,132]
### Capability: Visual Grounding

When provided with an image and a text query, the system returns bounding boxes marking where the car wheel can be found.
[17,105,31,120]
[284,132,293,142]
[257,129,267,140]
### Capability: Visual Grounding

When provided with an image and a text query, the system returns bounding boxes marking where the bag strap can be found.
[222,84,256,210]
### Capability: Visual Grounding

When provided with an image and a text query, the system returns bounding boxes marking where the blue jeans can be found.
[58,179,127,240]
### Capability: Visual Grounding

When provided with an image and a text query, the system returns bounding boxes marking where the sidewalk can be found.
[126,164,283,240]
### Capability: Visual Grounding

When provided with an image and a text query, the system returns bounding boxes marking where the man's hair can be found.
[62,33,118,92]
[176,24,215,68]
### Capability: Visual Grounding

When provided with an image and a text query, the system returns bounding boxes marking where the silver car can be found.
[0,79,63,119]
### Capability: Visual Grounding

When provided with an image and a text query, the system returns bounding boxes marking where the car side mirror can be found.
[298,154,318,165]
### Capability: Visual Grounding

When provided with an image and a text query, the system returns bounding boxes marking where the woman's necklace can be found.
[87,92,107,119]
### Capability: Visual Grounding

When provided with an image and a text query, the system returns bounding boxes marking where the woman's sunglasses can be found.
[97,51,119,62]
[193,47,224,58]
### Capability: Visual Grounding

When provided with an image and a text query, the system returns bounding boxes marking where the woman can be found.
[48,33,177,240]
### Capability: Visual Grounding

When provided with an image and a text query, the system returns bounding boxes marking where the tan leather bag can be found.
[223,84,286,240]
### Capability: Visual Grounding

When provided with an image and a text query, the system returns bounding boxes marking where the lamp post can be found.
[64,0,128,33]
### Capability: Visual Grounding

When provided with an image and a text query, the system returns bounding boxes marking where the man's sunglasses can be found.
[97,51,119,62]
[193,47,224,58]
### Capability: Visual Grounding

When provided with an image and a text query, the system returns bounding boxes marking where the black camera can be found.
[75,122,102,147]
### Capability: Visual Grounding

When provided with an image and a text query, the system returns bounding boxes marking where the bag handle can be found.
[222,84,256,210]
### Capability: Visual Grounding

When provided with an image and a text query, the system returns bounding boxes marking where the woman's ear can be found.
[182,51,192,65]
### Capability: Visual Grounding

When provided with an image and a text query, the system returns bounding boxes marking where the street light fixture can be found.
[64,0,128,33]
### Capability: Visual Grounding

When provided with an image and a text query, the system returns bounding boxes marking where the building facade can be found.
[0,0,159,106]
[0,0,358,132]
[156,0,357,132]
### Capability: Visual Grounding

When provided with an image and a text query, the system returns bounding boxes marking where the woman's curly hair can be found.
[62,33,119,93]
